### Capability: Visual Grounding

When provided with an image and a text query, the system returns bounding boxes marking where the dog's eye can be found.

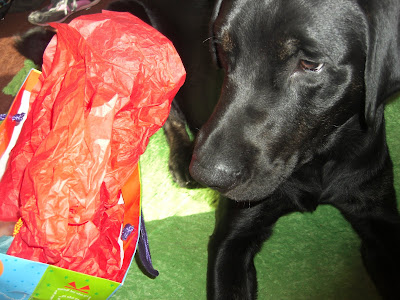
[299,60,324,72]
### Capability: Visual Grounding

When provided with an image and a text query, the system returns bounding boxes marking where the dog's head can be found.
[189,0,400,201]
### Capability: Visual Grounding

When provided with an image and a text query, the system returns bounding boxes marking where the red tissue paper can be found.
[0,10,185,280]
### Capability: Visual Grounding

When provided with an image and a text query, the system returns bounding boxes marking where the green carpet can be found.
[3,62,400,299]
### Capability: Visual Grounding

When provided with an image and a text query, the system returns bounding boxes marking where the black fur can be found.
[14,27,56,67]
[14,0,400,299]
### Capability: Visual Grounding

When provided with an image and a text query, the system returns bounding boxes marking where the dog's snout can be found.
[190,159,243,191]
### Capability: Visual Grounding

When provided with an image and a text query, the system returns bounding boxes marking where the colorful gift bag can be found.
[0,10,185,299]
[0,171,144,300]
[0,69,148,299]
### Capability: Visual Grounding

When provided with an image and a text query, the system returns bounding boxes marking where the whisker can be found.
[332,124,363,132]
[203,36,213,43]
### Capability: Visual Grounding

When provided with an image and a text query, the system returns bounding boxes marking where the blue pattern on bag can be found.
[0,253,48,299]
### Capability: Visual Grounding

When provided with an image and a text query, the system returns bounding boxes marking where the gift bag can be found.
[0,10,185,299]
[0,69,145,299]
[0,159,143,300]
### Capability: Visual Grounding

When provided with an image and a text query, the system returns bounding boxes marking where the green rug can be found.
[3,62,400,299]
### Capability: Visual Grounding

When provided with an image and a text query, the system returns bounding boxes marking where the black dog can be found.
[193,1,400,299]
[14,0,400,299]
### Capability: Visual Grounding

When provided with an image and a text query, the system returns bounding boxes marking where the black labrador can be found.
[14,0,400,299]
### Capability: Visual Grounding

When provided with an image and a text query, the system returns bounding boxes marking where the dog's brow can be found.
[278,38,300,60]
[221,30,234,52]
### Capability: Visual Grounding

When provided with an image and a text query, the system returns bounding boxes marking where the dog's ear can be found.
[209,0,224,67]
[363,2,400,128]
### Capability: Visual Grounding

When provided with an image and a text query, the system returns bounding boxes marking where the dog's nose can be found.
[189,159,242,191]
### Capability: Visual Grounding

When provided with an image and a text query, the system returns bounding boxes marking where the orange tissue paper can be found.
[0,10,185,280]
